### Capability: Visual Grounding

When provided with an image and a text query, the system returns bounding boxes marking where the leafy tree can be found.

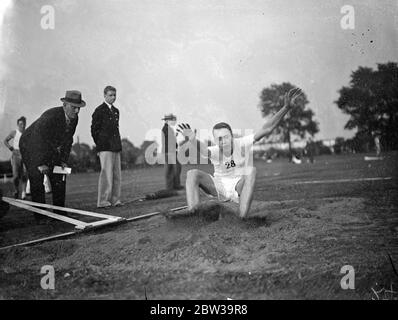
[70,143,97,172]
[139,140,158,167]
[259,82,319,155]
[140,140,156,155]
[121,138,140,169]
[335,62,398,150]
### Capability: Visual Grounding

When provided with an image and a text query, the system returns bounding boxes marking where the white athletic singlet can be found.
[208,134,254,178]
[13,129,22,150]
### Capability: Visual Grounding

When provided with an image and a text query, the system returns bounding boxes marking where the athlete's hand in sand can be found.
[176,123,196,142]
[284,88,302,109]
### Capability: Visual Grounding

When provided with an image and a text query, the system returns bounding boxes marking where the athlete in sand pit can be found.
[165,88,302,220]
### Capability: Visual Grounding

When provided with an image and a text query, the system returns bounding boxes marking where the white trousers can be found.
[97,151,121,207]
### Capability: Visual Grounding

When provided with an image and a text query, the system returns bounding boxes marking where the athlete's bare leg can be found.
[235,167,257,219]
[186,169,218,210]
[165,168,256,220]
[163,169,219,219]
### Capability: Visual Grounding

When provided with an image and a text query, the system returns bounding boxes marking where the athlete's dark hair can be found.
[212,122,233,135]
[17,116,26,125]
[104,86,116,95]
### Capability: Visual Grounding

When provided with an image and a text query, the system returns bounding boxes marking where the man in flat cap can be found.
[19,90,85,219]
[161,113,183,191]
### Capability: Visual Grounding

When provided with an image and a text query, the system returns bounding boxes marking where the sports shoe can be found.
[113,201,124,207]
[97,201,112,209]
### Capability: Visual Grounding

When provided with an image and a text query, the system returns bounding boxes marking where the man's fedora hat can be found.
[162,113,177,121]
[60,90,86,107]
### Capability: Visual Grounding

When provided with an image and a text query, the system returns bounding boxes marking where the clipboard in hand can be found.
[53,166,72,175]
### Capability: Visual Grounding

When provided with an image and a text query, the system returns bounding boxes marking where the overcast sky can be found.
[0,0,397,160]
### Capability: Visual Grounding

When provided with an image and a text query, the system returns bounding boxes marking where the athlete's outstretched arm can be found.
[177,123,211,158]
[253,88,302,142]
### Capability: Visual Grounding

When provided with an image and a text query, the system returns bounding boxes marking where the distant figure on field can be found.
[305,137,315,164]
[161,113,183,191]
[4,116,28,199]
[372,131,381,157]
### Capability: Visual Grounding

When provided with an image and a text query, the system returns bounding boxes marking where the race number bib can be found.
[224,160,236,170]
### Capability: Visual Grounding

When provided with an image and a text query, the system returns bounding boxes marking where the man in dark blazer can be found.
[91,86,122,208]
[162,114,183,191]
[19,90,85,218]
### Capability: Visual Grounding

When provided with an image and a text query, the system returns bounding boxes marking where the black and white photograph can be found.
[0,0,397,304]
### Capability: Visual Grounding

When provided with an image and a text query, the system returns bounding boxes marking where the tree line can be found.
[69,138,154,173]
[258,61,398,155]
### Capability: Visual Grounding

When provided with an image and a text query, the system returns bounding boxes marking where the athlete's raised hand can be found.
[254,87,303,143]
[176,123,196,141]
[284,87,302,109]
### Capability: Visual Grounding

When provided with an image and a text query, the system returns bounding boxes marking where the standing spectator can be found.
[4,116,28,199]
[372,131,382,157]
[305,137,315,164]
[161,114,183,191]
[91,86,123,208]
[19,90,85,220]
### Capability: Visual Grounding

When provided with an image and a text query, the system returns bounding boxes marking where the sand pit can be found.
[2,195,396,299]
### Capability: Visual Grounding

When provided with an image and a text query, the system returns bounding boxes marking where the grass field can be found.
[0,152,397,299]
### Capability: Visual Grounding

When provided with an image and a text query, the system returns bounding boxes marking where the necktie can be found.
[65,118,73,133]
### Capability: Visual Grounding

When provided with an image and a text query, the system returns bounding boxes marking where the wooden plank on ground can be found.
[4,198,89,229]
[8,198,121,220]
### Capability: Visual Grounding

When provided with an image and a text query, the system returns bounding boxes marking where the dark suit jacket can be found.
[161,123,177,155]
[91,103,122,152]
[19,107,78,168]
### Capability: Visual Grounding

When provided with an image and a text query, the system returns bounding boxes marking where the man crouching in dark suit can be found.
[19,90,86,220]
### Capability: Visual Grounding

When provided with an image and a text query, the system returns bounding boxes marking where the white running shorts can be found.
[211,175,242,203]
